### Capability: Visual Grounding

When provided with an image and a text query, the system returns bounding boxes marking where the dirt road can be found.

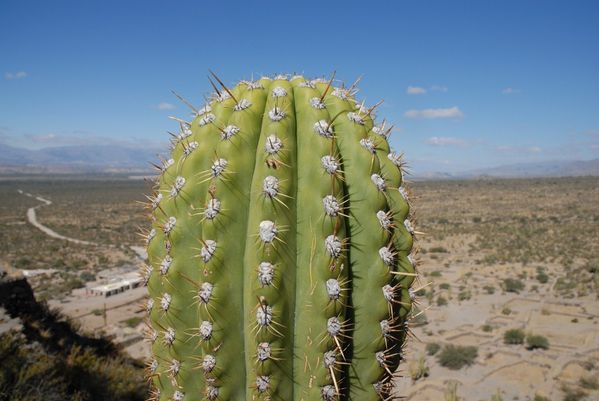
[19,189,96,246]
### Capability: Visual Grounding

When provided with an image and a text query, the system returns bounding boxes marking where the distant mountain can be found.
[0,143,162,174]
[461,158,599,178]
[1,143,598,178]
[414,158,599,180]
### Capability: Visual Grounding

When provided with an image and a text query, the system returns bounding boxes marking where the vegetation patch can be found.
[503,329,525,345]
[526,334,549,350]
[437,344,478,370]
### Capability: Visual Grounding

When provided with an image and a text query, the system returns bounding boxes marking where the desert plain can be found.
[0,176,597,401]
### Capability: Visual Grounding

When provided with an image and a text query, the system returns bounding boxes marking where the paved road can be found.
[19,189,96,246]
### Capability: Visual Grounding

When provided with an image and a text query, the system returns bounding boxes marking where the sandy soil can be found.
[393,235,599,401]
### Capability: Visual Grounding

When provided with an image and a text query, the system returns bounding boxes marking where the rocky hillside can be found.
[0,271,148,401]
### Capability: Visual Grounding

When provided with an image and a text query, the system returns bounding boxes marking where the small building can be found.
[89,272,143,297]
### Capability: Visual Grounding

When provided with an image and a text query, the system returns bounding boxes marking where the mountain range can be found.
[1,143,598,178]
[0,143,162,174]
[417,158,599,179]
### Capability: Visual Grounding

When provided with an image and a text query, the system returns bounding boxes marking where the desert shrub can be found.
[123,316,143,328]
[483,285,495,294]
[533,395,550,401]
[503,278,525,293]
[444,381,460,401]
[65,276,85,291]
[408,354,429,381]
[429,246,448,253]
[555,276,577,292]
[483,254,498,265]
[437,344,478,370]
[439,283,450,290]
[490,389,503,401]
[536,271,549,284]
[501,307,511,315]
[504,329,525,344]
[15,256,32,269]
[0,331,147,401]
[430,270,442,277]
[458,290,471,301]
[580,374,599,390]
[526,334,549,350]
[437,296,448,306]
[79,271,96,282]
[425,342,441,356]
[481,324,493,332]
[561,384,588,401]
[585,259,599,273]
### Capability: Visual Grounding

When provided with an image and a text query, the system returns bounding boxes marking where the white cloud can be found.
[5,71,28,80]
[156,102,176,110]
[425,136,467,146]
[501,87,520,95]
[430,85,448,92]
[404,106,464,119]
[406,86,426,95]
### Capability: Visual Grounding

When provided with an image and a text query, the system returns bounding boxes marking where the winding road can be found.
[19,189,96,246]
[18,189,148,261]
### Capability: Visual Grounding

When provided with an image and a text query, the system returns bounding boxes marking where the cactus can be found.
[143,73,417,401]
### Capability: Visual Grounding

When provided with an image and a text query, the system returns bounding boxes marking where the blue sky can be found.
[1,0,598,173]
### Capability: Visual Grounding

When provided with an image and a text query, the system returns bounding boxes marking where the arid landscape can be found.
[1,176,598,401]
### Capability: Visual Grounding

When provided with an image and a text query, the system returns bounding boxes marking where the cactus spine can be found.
[144,74,416,401]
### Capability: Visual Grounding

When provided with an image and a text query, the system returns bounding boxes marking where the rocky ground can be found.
[1,176,598,400]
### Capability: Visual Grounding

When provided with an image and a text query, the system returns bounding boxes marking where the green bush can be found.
[79,271,96,282]
[0,331,147,401]
[437,296,448,306]
[437,344,478,370]
[439,283,450,290]
[585,259,599,274]
[561,384,588,401]
[483,285,495,294]
[526,334,549,350]
[429,246,448,253]
[458,290,471,301]
[504,329,525,344]
[123,316,143,328]
[503,278,525,293]
[536,271,549,284]
[533,394,550,401]
[426,342,441,356]
[430,270,442,277]
[15,256,32,269]
[481,324,493,332]
[580,374,599,390]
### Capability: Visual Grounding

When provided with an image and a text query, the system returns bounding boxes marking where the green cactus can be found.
[143,73,417,401]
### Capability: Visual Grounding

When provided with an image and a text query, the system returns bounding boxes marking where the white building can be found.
[89,272,143,297]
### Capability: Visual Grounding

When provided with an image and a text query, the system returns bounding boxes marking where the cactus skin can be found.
[144,74,416,401]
